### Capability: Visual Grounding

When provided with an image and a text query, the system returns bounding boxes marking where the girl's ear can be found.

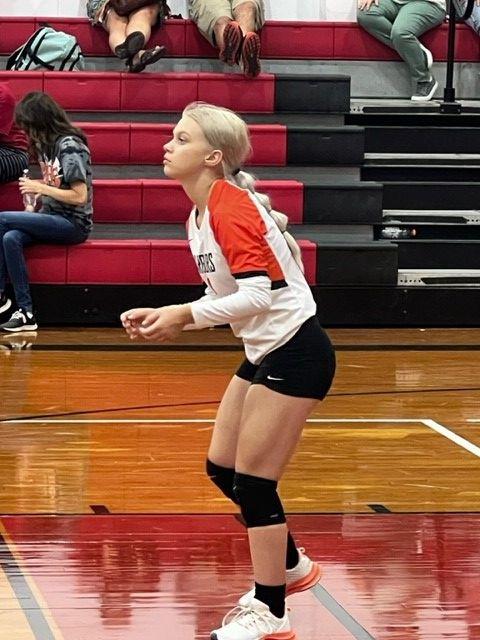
[204,149,223,169]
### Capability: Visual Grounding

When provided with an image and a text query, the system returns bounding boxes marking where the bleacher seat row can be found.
[24,240,317,286]
[0,70,350,113]
[0,18,478,62]
[0,180,304,223]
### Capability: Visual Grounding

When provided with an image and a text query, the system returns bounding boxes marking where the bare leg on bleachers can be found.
[126,3,161,62]
[232,1,257,35]
[213,16,235,51]
[105,9,129,54]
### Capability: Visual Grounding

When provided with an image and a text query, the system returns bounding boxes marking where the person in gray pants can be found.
[357,0,446,102]
[464,0,480,35]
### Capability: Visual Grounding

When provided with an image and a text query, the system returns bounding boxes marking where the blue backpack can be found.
[7,26,85,72]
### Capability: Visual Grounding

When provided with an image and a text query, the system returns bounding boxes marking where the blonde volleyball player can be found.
[120,102,336,640]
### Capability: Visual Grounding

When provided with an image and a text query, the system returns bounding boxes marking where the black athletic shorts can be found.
[235,315,336,400]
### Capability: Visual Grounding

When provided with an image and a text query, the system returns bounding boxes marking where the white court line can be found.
[1,418,428,424]
[422,419,480,459]
[467,419,480,422]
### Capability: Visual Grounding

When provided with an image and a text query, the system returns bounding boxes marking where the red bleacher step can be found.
[1,180,303,224]
[0,71,275,113]
[67,240,151,284]
[25,239,316,285]
[78,122,286,165]
[1,19,477,61]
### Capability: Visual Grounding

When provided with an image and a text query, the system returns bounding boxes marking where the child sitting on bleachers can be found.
[0,92,92,332]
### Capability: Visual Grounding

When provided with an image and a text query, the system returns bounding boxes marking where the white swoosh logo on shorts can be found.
[267,375,284,381]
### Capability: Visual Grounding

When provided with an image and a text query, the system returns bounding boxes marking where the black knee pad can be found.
[206,459,238,504]
[233,472,286,528]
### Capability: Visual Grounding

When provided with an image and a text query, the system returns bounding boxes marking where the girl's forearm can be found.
[41,184,86,206]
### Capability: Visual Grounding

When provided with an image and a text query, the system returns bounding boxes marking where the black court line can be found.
[90,504,111,514]
[1,386,479,423]
[0,532,57,640]
[368,504,392,513]
[312,584,376,640]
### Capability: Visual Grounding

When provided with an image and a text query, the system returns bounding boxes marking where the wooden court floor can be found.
[0,327,479,639]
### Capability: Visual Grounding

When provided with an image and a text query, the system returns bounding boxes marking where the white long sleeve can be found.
[190,276,272,329]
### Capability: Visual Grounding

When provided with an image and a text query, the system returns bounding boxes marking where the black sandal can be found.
[127,45,167,73]
[115,31,146,60]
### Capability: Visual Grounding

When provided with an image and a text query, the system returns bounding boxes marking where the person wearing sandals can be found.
[86,0,169,72]
[188,1,265,78]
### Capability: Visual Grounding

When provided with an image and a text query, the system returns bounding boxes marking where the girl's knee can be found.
[3,230,22,247]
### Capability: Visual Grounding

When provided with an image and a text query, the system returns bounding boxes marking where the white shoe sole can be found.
[411,80,438,102]
[2,323,38,332]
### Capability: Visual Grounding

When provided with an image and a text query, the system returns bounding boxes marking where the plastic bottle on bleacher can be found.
[22,169,37,212]
[380,226,417,239]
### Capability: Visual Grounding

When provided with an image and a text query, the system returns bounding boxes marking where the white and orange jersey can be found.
[187,179,316,364]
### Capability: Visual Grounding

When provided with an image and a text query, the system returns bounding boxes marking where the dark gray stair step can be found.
[346,107,480,128]
[287,126,364,165]
[275,75,351,113]
[382,182,480,210]
[361,165,480,182]
[30,283,480,327]
[395,239,480,269]
[363,127,480,154]
[69,111,347,126]
[315,242,397,285]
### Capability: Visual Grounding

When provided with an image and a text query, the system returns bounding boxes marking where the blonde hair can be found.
[182,101,304,272]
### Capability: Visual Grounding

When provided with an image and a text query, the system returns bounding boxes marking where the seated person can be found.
[357,0,446,102]
[464,0,480,35]
[87,0,168,71]
[0,84,28,184]
[188,0,265,78]
[0,92,92,332]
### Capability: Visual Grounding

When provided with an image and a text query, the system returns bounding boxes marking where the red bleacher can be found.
[0,180,304,223]
[0,71,276,113]
[23,239,316,285]
[0,18,478,61]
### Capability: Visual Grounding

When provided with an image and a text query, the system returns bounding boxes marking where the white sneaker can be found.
[419,42,433,70]
[210,598,296,640]
[238,548,322,608]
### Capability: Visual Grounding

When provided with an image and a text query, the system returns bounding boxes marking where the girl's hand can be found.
[120,307,156,340]
[358,0,379,10]
[18,177,46,196]
[139,305,192,342]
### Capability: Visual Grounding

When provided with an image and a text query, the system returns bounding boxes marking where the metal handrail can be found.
[441,0,476,112]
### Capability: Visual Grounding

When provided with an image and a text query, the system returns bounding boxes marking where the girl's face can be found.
[163,115,220,181]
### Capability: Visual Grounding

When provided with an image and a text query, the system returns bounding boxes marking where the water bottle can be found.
[22,169,37,212]
[380,226,417,239]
